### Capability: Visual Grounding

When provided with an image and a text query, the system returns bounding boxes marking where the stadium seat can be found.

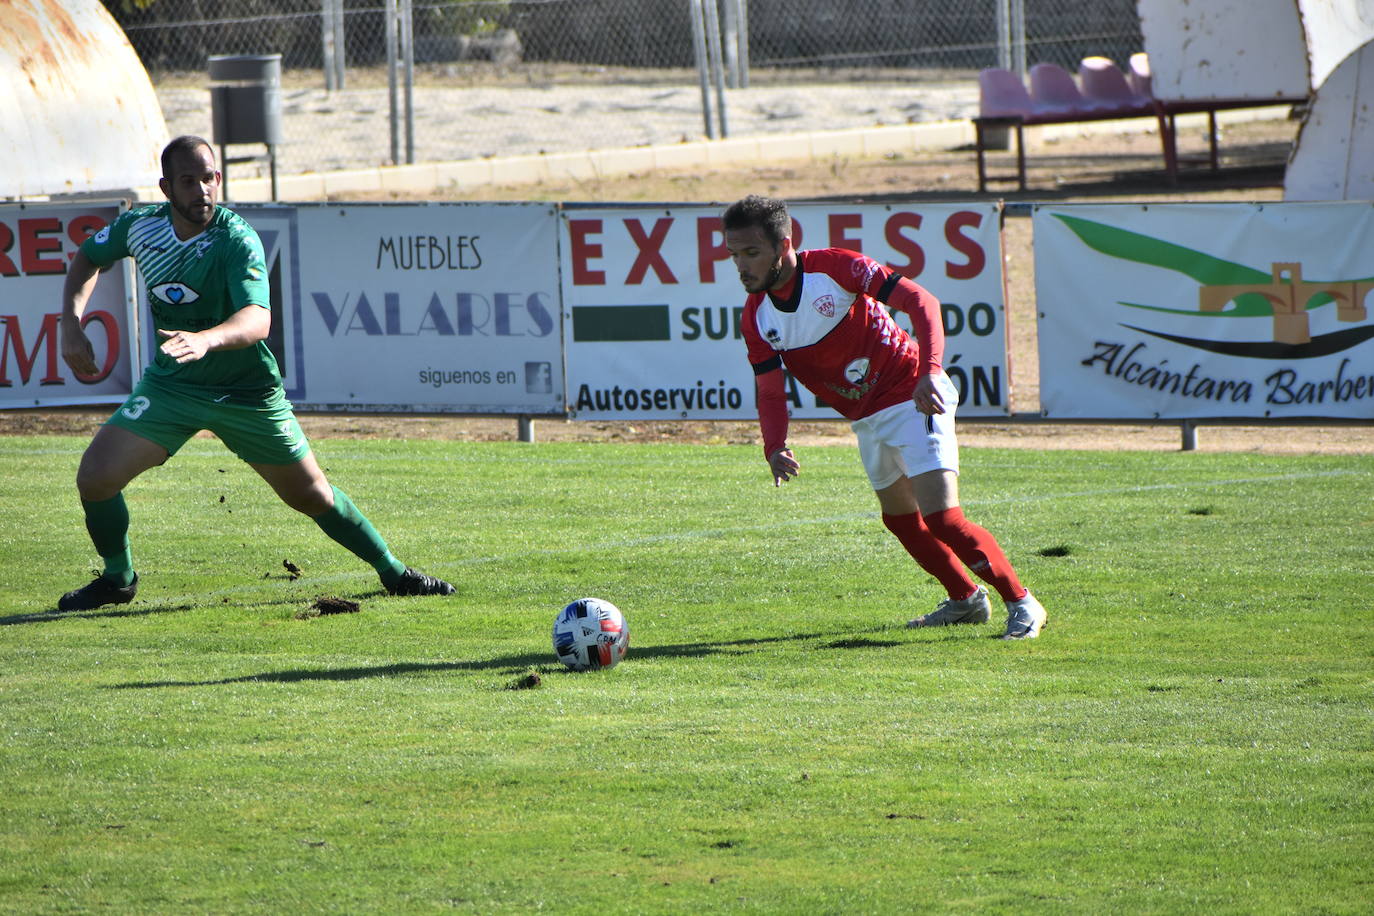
[1127,52,1153,99]
[1079,56,1152,114]
[1029,62,1092,115]
[978,67,1034,119]
[970,50,1300,191]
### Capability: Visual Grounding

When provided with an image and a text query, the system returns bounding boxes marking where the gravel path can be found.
[160,79,978,176]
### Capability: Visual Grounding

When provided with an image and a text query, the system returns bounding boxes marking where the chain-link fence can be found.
[106,0,1143,179]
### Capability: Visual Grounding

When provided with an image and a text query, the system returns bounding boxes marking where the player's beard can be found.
[743,255,785,293]
[171,196,215,229]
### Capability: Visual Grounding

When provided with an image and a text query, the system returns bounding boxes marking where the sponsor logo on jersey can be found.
[150,282,200,306]
[813,294,835,318]
[765,327,782,346]
[843,357,870,385]
[851,256,879,290]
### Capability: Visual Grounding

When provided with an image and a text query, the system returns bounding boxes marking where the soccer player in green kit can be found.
[57,136,454,610]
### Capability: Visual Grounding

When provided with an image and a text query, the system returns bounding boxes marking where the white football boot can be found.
[1001,592,1047,639]
[906,586,992,628]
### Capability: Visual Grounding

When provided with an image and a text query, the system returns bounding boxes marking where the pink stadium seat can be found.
[978,67,1034,119]
[1029,62,1092,115]
[972,49,1301,192]
[1078,56,1151,113]
[1128,52,1153,99]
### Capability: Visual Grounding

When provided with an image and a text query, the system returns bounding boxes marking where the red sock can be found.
[924,507,1026,602]
[881,512,977,600]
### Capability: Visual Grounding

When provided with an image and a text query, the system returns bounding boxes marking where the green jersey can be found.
[82,202,282,395]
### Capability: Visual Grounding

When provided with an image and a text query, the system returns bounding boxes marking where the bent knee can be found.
[75,460,126,502]
[285,484,335,517]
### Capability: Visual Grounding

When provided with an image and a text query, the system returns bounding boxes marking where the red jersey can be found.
[742,248,944,422]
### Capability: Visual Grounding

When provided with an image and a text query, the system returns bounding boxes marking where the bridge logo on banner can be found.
[1034,204,1374,420]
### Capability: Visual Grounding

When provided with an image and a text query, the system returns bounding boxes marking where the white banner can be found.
[0,201,136,408]
[560,201,1009,421]
[236,203,564,413]
[1034,202,1374,419]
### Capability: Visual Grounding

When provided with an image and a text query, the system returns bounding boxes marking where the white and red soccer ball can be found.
[552,597,629,671]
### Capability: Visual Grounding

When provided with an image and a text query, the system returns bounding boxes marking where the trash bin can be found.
[207,54,281,200]
[208,54,282,146]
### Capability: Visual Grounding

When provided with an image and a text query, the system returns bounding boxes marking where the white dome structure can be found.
[0,0,167,198]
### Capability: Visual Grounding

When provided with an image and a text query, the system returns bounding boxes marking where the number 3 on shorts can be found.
[121,395,151,420]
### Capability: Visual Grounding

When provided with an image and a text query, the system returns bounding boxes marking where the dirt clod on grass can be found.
[506,671,543,690]
[295,596,361,619]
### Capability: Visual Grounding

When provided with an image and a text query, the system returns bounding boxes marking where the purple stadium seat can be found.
[1029,62,1092,115]
[1128,52,1153,99]
[978,67,1034,119]
[1079,56,1152,114]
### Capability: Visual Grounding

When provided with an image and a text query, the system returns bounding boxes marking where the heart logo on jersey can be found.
[813,295,835,318]
[150,282,200,306]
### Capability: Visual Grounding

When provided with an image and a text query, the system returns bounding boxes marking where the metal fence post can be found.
[402,0,415,165]
[321,0,345,91]
[386,0,399,165]
[322,0,337,91]
[721,0,740,88]
[997,0,1010,70]
[689,0,716,140]
[735,0,749,89]
[702,0,730,138]
[1012,0,1027,77]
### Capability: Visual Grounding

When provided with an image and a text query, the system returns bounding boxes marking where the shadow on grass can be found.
[105,624,959,689]
[0,601,200,625]
[0,591,378,627]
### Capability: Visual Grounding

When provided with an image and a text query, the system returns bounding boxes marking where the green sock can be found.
[311,486,407,583]
[81,494,135,587]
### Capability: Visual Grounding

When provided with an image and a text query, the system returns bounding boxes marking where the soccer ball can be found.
[552,597,629,671]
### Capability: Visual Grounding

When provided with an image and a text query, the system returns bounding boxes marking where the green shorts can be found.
[105,375,312,465]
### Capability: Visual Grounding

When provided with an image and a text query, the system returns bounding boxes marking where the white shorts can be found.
[850,372,960,490]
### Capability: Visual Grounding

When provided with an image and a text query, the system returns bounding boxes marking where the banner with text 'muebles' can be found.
[236,202,564,414]
[559,201,1009,421]
[1034,202,1374,420]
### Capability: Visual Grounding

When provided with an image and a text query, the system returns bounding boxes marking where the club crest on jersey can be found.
[150,282,201,306]
[813,295,836,318]
[93,226,111,245]
[844,357,870,385]
[765,327,782,346]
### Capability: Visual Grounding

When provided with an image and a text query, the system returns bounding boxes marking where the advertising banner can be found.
[1034,203,1374,419]
[560,201,1009,421]
[236,203,564,413]
[0,201,136,408]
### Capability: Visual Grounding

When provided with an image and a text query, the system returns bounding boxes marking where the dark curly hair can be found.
[722,195,791,247]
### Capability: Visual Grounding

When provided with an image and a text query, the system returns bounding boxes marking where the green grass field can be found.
[0,434,1369,914]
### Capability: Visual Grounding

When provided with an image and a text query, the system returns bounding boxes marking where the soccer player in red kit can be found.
[722,195,1046,639]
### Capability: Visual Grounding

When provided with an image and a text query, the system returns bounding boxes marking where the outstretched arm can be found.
[883,275,948,415]
[757,365,799,486]
[60,249,105,377]
[158,304,270,364]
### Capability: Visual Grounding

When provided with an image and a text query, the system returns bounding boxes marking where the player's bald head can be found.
[161,135,214,179]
